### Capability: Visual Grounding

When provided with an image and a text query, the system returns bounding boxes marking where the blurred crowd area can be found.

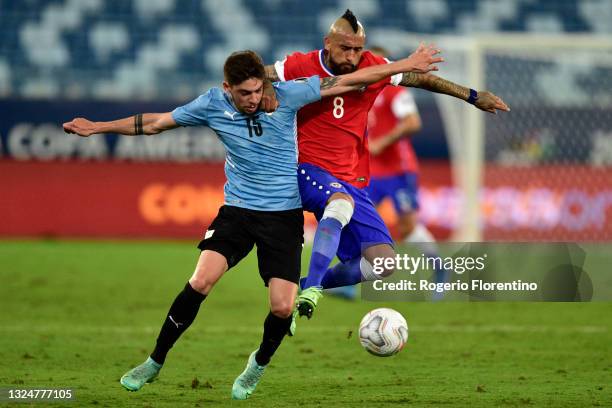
[1,0,611,100]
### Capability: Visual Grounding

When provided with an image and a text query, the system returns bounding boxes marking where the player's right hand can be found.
[404,42,444,74]
[62,117,98,137]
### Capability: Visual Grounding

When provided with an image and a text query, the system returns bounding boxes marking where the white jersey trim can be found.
[384,57,403,86]
[274,58,287,82]
[318,49,335,77]
[391,89,418,118]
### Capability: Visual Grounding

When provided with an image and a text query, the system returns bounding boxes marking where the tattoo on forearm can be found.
[134,114,143,135]
[399,72,470,100]
[399,72,421,87]
[320,76,340,90]
[264,65,280,82]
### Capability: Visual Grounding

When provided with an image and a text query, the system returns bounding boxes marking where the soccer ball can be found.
[358,308,408,357]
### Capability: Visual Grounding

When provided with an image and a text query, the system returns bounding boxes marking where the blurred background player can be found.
[266,9,508,317]
[368,45,447,290]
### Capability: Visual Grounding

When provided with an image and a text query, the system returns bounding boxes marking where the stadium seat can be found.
[0,0,607,99]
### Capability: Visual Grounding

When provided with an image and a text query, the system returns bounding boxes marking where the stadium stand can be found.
[1,0,610,100]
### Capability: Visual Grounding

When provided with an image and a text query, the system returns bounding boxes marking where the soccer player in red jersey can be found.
[264,10,509,318]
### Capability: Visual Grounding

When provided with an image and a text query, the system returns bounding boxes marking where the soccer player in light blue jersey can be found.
[63,47,442,399]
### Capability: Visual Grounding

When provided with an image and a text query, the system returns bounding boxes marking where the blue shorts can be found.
[298,163,393,263]
[365,172,420,214]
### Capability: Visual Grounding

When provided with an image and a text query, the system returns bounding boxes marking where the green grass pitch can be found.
[0,240,611,407]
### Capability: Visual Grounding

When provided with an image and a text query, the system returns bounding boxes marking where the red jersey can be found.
[368,86,419,177]
[275,49,402,188]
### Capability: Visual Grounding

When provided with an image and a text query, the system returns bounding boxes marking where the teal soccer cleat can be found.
[120,357,162,391]
[231,350,266,400]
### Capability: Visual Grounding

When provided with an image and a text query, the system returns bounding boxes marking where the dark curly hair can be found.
[223,50,265,86]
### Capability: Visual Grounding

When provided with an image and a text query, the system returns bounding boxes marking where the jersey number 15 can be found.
[245,117,263,137]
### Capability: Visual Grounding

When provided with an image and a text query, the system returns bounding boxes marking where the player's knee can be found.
[188,276,214,295]
[329,192,354,206]
[366,246,397,278]
[322,196,355,228]
[270,301,294,319]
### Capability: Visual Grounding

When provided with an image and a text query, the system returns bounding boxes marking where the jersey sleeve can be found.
[274,52,308,81]
[274,75,321,111]
[391,89,418,118]
[171,89,213,127]
[383,57,404,86]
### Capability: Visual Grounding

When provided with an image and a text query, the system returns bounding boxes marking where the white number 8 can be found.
[333,96,344,119]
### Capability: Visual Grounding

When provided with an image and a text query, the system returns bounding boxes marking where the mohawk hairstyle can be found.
[341,9,359,33]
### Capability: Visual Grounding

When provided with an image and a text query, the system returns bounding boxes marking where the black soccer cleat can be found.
[297,301,314,319]
[296,287,322,319]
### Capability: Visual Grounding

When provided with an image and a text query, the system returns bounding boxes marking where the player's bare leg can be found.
[232,278,296,400]
[120,250,228,391]
[298,193,355,318]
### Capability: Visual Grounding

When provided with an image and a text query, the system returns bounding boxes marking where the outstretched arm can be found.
[63,112,178,137]
[320,43,443,98]
[399,72,510,114]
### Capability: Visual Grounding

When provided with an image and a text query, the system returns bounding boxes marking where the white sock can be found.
[359,258,379,281]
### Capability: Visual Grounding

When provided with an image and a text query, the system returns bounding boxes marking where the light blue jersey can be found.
[172,76,321,211]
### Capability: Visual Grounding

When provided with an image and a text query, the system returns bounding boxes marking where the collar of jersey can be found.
[223,91,239,113]
[318,49,335,77]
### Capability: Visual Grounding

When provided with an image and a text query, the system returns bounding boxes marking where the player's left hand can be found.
[260,80,279,112]
[474,91,510,114]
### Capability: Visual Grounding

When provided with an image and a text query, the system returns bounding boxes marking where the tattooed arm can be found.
[320,43,443,98]
[399,72,510,114]
[63,112,177,137]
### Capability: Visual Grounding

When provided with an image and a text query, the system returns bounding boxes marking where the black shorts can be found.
[198,205,304,286]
